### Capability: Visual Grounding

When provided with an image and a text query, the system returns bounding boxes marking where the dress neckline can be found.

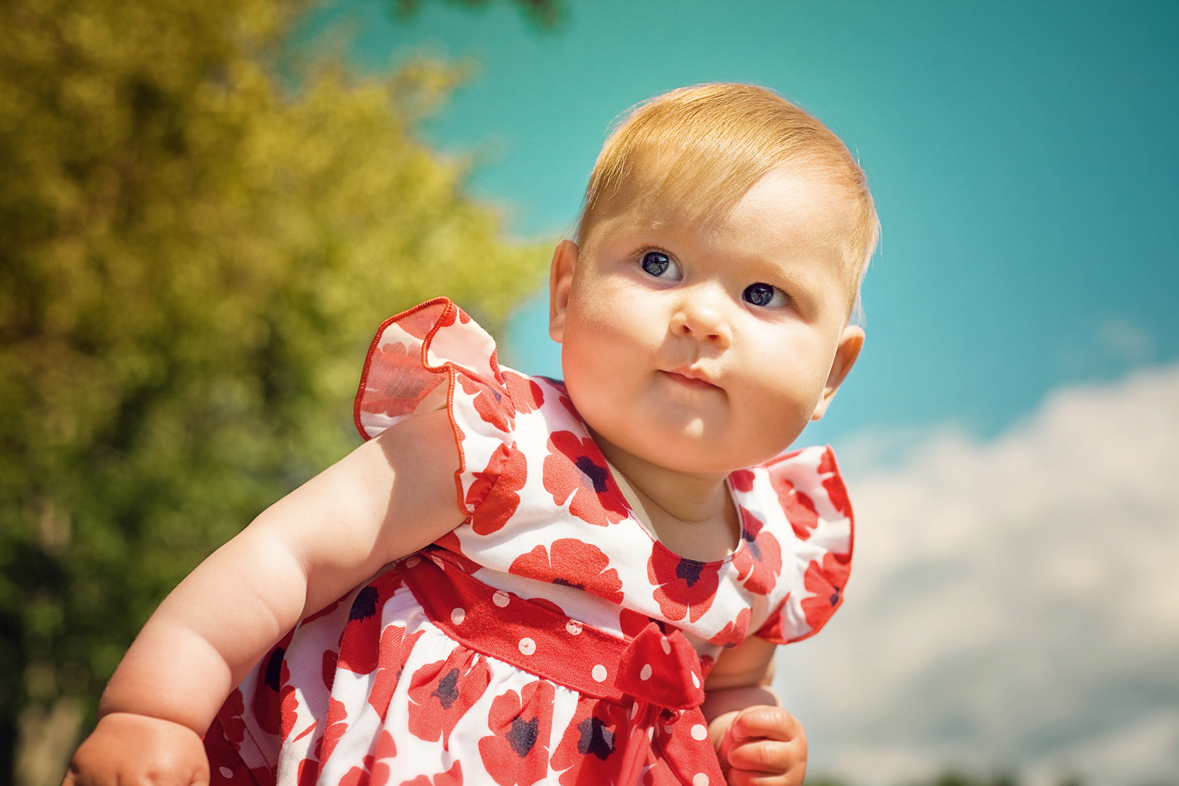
[605,458,744,565]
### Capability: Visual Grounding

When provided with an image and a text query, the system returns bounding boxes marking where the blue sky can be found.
[296,4,1179,782]
[305,0,1179,451]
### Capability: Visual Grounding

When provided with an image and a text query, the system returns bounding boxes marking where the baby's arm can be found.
[701,636,806,786]
[65,409,464,786]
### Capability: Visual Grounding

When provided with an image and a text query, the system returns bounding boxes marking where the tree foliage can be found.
[396,0,562,28]
[0,0,553,778]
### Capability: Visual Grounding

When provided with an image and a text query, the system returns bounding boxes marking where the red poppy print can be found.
[823,474,850,519]
[338,583,386,675]
[543,431,628,527]
[205,714,272,786]
[407,647,491,749]
[297,758,319,786]
[320,695,350,765]
[215,688,247,745]
[769,474,820,540]
[709,607,751,648]
[731,507,783,596]
[753,595,790,643]
[361,342,444,420]
[551,697,633,786]
[817,448,851,518]
[558,393,582,424]
[477,680,556,786]
[458,375,514,433]
[466,441,527,535]
[800,551,852,631]
[489,348,505,384]
[338,730,398,786]
[369,624,425,719]
[647,547,720,624]
[729,468,755,493]
[509,539,623,605]
[323,649,338,691]
[504,370,544,414]
[398,761,463,786]
[395,300,457,340]
[816,447,836,476]
[251,632,299,739]
[303,597,343,625]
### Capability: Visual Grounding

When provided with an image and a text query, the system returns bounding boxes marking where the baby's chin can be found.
[593,424,797,478]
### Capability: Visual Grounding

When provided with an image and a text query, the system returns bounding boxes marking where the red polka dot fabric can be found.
[205,298,854,785]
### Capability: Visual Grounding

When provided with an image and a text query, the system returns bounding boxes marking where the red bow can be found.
[614,624,723,786]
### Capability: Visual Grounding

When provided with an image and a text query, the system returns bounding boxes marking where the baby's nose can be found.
[671,295,732,348]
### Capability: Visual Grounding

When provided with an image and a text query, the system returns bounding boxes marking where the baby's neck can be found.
[590,429,740,562]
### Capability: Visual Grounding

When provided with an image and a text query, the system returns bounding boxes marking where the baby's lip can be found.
[661,366,721,389]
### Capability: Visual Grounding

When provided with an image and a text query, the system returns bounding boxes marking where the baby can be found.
[66,83,876,786]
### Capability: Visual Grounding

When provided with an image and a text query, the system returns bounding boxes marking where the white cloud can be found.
[775,365,1179,786]
[1059,317,1158,381]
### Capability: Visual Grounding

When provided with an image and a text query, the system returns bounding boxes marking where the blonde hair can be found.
[577,83,879,301]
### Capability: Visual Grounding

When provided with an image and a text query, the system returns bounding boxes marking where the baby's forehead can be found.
[586,162,859,255]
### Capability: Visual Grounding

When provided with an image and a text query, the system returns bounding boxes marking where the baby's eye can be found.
[743,283,787,308]
[640,251,681,281]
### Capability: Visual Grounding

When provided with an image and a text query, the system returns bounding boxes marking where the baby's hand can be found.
[63,712,209,786]
[715,705,807,786]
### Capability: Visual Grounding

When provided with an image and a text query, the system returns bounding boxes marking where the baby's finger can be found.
[727,737,804,775]
[729,705,804,743]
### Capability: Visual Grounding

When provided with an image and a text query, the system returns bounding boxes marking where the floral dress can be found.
[204,298,854,786]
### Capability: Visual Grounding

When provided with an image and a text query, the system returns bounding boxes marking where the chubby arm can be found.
[701,636,806,786]
[66,409,464,785]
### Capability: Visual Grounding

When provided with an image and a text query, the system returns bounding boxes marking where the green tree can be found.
[0,0,554,780]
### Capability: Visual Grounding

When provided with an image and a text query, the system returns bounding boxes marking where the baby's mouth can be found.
[660,367,721,391]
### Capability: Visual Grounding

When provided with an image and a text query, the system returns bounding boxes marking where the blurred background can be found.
[2,1,1176,784]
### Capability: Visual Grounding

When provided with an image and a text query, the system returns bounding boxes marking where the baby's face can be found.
[549,166,864,477]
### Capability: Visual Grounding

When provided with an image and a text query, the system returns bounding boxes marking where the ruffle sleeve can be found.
[742,445,855,645]
[353,297,538,523]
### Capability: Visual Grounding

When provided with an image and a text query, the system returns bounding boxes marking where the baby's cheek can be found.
[742,380,814,444]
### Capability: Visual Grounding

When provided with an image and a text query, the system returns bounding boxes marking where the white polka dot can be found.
[429,554,444,567]
[629,702,639,720]
[219,767,234,779]
[693,774,709,786]
[406,556,420,568]
[690,671,700,688]
[640,664,653,681]
[566,620,582,635]
[592,664,608,682]
[660,636,671,655]
[493,590,510,607]
[450,607,465,625]
[691,724,708,741]
[663,724,675,736]
[648,726,654,740]
[518,637,536,655]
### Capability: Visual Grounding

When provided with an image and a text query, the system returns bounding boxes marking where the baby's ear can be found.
[548,240,579,343]
[811,325,864,421]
